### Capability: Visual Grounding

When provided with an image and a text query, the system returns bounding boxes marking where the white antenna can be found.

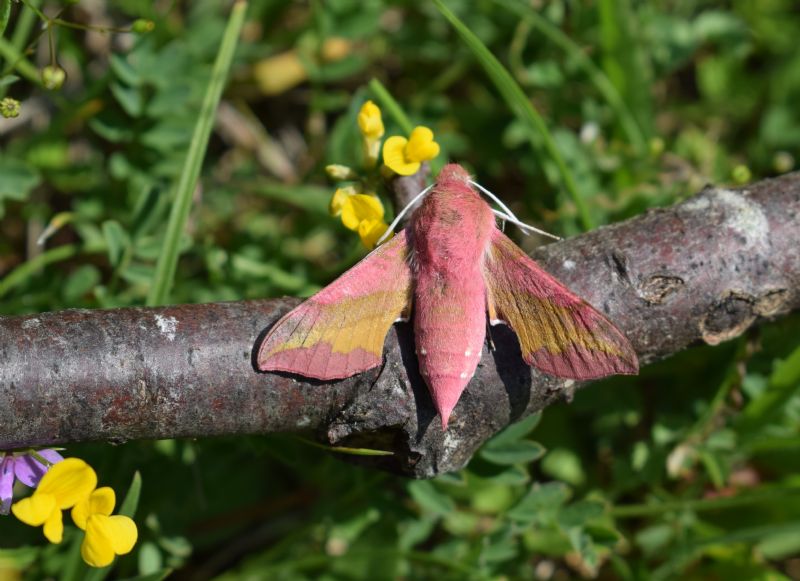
[375,184,434,246]
[469,180,524,225]
[491,210,561,241]
[470,179,561,241]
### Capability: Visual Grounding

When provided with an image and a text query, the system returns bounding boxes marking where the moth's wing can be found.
[257,230,413,380]
[483,229,638,379]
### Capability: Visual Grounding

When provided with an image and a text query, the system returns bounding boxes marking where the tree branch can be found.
[1,174,798,477]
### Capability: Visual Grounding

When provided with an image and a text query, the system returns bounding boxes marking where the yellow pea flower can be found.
[72,487,138,568]
[357,101,385,167]
[329,186,359,217]
[358,219,391,249]
[12,458,97,543]
[357,100,384,140]
[382,126,440,176]
[340,194,384,231]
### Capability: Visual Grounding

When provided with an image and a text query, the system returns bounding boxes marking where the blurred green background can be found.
[2,0,800,579]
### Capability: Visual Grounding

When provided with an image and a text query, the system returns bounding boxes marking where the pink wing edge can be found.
[485,229,638,381]
[256,230,413,380]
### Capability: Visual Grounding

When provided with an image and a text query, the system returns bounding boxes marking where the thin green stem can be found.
[611,486,800,518]
[49,18,132,34]
[291,436,394,457]
[0,244,78,299]
[146,1,247,306]
[432,0,594,230]
[26,449,55,466]
[9,0,37,53]
[368,77,413,135]
[18,0,45,21]
[255,548,481,576]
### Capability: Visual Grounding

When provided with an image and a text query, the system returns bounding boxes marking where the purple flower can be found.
[0,450,63,515]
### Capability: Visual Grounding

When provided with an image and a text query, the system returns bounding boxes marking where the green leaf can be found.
[119,471,142,518]
[0,157,41,218]
[484,413,541,447]
[507,481,570,524]
[111,82,144,117]
[89,114,135,143]
[0,74,19,87]
[407,480,456,515]
[63,265,101,301]
[480,439,545,465]
[738,345,800,431]
[147,1,247,306]
[102,220,129,267]
[398,515,437,550]
[541,447,587,486]
[327,508,381,547]
[557,500,605,529]
[0,0,10,38]
[109,53,141,87]
[137,542,163,575]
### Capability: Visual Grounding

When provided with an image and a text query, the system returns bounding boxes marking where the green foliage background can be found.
[2,0,800,579]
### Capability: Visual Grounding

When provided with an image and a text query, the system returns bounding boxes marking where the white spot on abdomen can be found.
[464,349,471,356]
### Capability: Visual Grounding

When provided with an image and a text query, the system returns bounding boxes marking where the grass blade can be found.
[0,0,11,39]
[432,0,594,230]
[597,0,653,143]
[368,77,413,134]
[493,0,647,155]
[146,1,248,306]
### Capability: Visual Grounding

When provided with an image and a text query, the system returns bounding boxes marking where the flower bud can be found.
[731,164,751,185]
[132,19,155,33]
[325,164,357,181]
[41,66,66,91]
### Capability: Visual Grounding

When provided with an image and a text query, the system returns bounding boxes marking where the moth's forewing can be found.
[484,229,638,379]
[257,230,413,379]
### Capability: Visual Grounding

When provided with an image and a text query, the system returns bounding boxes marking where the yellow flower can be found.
[358,100,385,167]
[12,458,97,543]
[329,186,358,217]
[357,100,384,139]
[328,187,390,249]
[72,487,138,568]
[382,126,440,175]
[340,194,384,232]
[358,219,391,249]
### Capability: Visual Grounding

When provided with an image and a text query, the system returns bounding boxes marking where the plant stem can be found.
[611,486,800,518]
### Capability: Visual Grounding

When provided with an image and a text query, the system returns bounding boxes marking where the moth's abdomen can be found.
[413,268,487,428]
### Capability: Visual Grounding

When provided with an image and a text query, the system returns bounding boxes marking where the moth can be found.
[257,163,638,428]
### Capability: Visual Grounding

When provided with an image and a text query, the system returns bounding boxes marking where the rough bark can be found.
[1,174,798,477]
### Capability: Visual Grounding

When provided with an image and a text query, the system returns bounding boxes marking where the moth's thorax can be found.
[410,168,495,272]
